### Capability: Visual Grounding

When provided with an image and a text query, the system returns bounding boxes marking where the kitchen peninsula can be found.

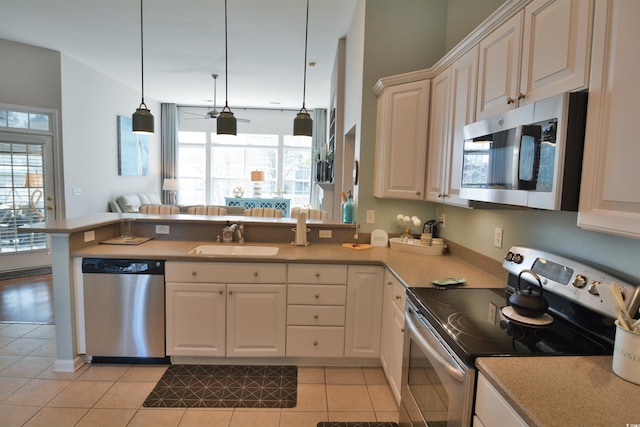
[23,213,505,373]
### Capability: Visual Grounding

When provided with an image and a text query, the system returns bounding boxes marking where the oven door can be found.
[400,301,475,427]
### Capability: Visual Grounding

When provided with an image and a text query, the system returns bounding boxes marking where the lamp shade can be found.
[162,178,180,191]
[251,171,265,182]
[24,173,44,187]
[293,110,313,137]
[133,105,154,134]
[217,110,237,135]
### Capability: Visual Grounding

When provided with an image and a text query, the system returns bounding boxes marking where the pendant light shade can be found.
[132,0,154,134]
[217,0,237,136]
[294,0,313,137]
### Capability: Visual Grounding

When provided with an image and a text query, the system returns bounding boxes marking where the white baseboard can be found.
[53,356,85,373]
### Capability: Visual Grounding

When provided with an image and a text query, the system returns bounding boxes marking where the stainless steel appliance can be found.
[82,258,166,359]
[400,246,639,427]
[460,92,588,210]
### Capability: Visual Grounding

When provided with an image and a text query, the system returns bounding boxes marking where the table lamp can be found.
[162,178,180,205]
[251,171,265,198]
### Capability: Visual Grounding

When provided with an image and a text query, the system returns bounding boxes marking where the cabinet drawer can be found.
[288,264,347,284]
[288,284,346,305]
[287,305,345,326]
[385,271,406,311]
[166,262,286,283]
[286,326,344,357]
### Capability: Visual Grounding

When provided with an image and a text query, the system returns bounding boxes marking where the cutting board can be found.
[342,243,373,250]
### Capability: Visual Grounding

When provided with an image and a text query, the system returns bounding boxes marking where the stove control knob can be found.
[587,280,601,295]
[505,251,514,262]
[512,253,524,264]
[573,274,587,289]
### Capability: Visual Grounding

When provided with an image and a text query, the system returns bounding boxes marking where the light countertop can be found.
[476,356,640,426]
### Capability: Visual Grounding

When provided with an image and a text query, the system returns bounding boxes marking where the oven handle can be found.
[405,307,464,383]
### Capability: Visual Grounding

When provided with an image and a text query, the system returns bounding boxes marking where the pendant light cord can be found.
[223,0,230,111]
[301,0,309,112]
[139,0,147,108]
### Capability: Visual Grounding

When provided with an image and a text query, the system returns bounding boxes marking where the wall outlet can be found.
[155,225,170,234]
[319,230,332,238]
[365,210,375,224]
[73,188,83,196]
[440,214,446,228]
[494,227,503,248]
[83,230,95,242]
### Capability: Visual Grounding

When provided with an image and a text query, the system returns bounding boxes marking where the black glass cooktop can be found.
[407,287,614,365]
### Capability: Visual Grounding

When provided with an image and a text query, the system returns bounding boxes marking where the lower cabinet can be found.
[474,373,527,427]
[345,265,384,358]
[227,284,286,357]
[165,282,226,357]
[379,270,406,403]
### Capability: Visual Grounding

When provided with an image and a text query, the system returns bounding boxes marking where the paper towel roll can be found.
[296,210,307,245]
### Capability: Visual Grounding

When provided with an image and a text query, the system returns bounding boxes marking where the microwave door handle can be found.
[405,308,464,383]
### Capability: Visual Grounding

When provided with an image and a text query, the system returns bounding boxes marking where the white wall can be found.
[60,56,161,218]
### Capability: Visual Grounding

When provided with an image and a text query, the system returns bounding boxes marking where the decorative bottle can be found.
[342,191,354,224]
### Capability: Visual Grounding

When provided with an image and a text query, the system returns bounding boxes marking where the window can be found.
[178,131,312,208]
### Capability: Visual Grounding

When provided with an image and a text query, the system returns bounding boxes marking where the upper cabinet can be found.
[426,46,478,207]
[476,0,593,120]
[577,0,640,239]
[373,74,430,200]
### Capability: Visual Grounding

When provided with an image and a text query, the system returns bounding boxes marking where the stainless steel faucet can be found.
[223,223,244,244]
[237,224,244,244]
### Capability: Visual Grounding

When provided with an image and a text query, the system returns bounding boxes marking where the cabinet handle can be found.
[228,291,233,295]
[506,96,515,104]
[313,340,318,346]
[517,92,526,100]
[315,272,320,277]
[253,271,258,277]
[314,314,319,319]
[387,281,392,286]
[416,191,421,195]
[314,294,320,299]
[191,271,197,276]
[400,327,405,333]
[395,295,401,300]
[218,290,224,295]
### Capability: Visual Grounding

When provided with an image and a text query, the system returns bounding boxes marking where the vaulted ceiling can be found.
[0,0,358,110]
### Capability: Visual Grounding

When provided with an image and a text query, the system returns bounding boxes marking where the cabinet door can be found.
[476,11,523,120]
[380,272,405,404]
[426,67,452,203]
[345,266,384,358]
[474,374,528,427]
[387,301,405,404]
[519,0,592,105]
[226,284,286,357]
[577,0,640,238]
[374,79,430,200]
[165,282,226,357]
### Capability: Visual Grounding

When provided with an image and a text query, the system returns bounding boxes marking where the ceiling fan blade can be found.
[237,118,251,123]
[183,111,207,117]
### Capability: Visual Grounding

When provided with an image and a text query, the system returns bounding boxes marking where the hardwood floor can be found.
[0,274,54,324]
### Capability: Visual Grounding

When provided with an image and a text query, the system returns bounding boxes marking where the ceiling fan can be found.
[184,74,250,123]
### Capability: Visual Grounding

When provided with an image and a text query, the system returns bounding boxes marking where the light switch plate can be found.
[155,225,170,234]
[83,230,95,242]
[365,210,375,224]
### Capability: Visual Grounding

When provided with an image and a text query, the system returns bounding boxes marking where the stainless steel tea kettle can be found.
[509,269,549,318]
[423,220,439,238]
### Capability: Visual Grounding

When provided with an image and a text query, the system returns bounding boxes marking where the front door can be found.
[0,112,56,272]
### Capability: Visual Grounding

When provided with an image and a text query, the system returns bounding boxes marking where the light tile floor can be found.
[0,323,399,426]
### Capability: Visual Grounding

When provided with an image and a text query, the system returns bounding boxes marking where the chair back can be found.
[187,205,228,215]
[244,207,283,218]
[139,205,180,214]
[291,207,328,221]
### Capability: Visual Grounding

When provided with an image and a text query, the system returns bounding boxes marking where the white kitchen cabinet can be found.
[286,264,347,358]
[477,0,593,120]
[345,265,384,358]
[373,77,431,200]
[165,282,226,357]
[426,46,478,207]
[474,373,528,427]
[379,270,406,404]
[226,284,286,357]
[577,0,640,239]
[165,262,287,358]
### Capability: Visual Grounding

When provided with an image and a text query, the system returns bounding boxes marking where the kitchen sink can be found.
[187,245,279,256]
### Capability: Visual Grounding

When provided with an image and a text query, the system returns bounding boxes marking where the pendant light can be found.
[293,0,313,137]
[217,0,237,135]
[132,0,154,134]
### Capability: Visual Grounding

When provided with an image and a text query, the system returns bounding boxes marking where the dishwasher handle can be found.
[82,258,165,275]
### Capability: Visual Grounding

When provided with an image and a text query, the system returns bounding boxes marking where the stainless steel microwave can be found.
[460,92,588,210]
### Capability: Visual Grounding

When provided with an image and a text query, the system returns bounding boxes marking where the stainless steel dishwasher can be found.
[82,258,166,359]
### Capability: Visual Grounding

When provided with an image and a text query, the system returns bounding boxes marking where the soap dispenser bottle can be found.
[342,190,355,224]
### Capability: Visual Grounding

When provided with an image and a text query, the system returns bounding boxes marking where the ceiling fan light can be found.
[132,104,154,134]
[217,109,237,135]
[293,110,313,137]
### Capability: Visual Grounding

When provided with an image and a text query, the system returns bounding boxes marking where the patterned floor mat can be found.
[143,365,297,408]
